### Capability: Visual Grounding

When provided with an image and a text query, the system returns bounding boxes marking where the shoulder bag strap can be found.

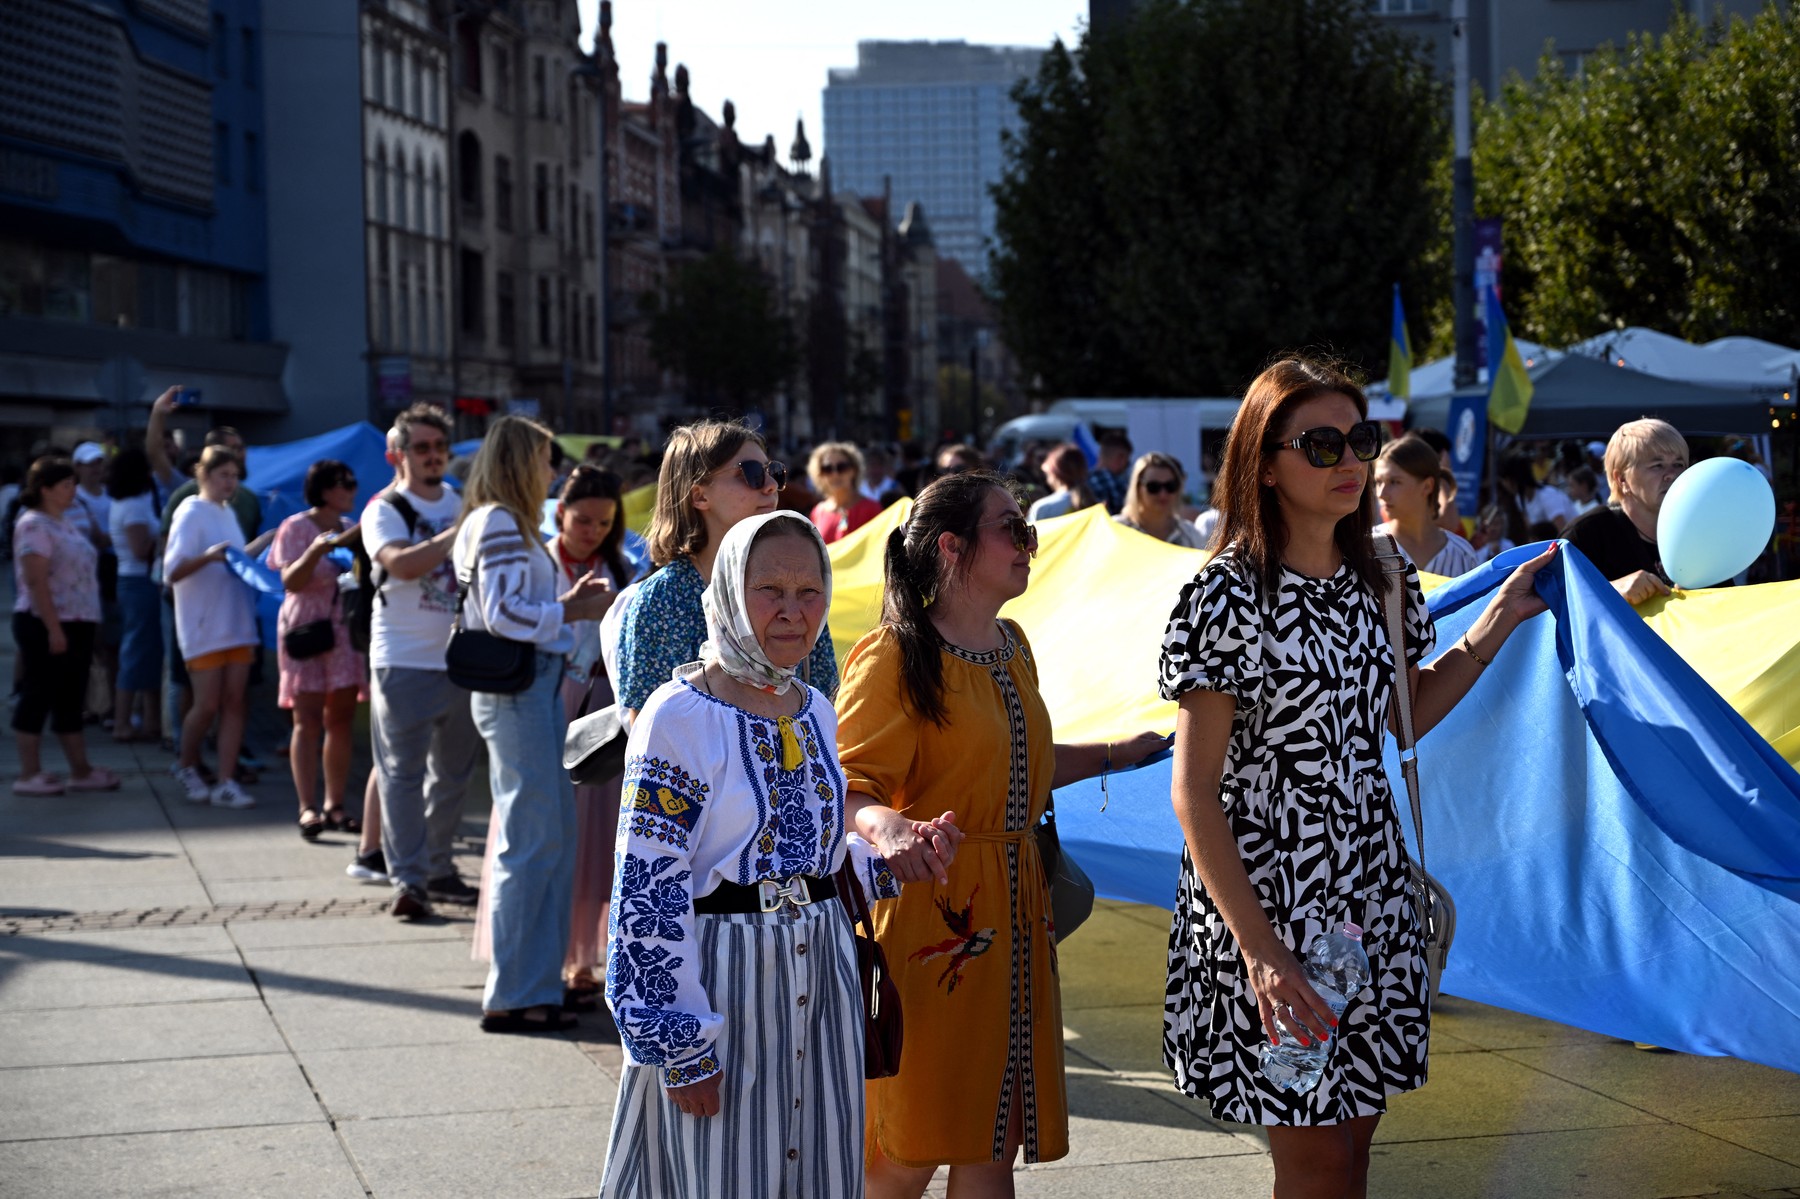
[1374,532,1427,879]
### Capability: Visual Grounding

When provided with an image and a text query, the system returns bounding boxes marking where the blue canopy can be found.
[1054,544,1800,1073]
[244,423,392,535]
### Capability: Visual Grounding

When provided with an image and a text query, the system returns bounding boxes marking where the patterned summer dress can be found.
[1158,548,1435,1125]
[268,512,367,708]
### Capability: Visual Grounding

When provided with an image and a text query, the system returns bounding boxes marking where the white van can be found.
[988,398,1243,497]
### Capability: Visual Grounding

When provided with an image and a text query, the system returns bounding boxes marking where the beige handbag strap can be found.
[1374,532,1428,879]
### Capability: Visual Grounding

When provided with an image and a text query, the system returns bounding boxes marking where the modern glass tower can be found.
[823,40,1043,280]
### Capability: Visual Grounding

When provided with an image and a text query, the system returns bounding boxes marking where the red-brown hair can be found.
[1214,356,1380,597]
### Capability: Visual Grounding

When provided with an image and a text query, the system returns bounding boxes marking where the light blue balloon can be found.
[1656,457,1776,588]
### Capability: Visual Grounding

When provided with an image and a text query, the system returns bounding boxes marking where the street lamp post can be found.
[1450,0,1477,391]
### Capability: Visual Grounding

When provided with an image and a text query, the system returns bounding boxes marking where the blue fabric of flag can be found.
[1053,543,1800,1072]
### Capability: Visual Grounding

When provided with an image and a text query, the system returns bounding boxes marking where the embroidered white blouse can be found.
[606,675,900,1087]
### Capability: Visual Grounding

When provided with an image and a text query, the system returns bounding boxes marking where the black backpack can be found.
[346,491,419,654]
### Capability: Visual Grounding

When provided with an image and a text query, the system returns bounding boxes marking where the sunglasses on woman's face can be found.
[1140,478,1180,496]
[725,460,787,491]
[976,514,1038,556]
[1269,421,1382,468]
[816,461,854,475]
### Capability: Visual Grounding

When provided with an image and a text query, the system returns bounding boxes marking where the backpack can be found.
[346,491,420,654]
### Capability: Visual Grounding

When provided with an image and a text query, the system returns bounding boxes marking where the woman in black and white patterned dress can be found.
[1159,357,1556,1198]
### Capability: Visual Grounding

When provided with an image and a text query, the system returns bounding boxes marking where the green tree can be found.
[1468,9,1800,347]
[645,250,795,409]
[990,0,1447,397]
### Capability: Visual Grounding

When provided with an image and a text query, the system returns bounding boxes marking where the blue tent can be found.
[244,423,392,534]
[1054,544,1800,1074]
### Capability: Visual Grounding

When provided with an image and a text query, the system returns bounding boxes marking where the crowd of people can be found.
[5,364,1780,1198]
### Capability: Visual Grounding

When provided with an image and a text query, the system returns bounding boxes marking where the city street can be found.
[3,639,1799,1197]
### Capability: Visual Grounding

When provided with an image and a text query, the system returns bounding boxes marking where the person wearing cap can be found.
[1563,418,1689,606]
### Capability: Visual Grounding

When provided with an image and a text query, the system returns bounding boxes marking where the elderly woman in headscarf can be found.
[599,510,961,1199]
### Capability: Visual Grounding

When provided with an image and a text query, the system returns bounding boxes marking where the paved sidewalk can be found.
[3,666,1799,1195]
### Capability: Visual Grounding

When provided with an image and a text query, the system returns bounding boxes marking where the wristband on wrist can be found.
[1461,632,1491,668]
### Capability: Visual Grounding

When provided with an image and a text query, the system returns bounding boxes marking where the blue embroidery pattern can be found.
[616,855,692,944]
[742,713,838,879]
[623,754,710,848]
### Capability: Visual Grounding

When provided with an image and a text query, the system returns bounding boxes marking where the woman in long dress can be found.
[1159,357,1554,1196]
[600,511,955,1198]
[835,471,1164,1197]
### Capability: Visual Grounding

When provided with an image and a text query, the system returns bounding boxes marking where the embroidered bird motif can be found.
[910,886,996,994]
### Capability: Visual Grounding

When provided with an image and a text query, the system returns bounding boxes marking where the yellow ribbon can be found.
[775,716,805,772]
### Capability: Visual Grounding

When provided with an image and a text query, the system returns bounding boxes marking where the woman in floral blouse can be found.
[599,511,956,1199]
[616,420,837,720]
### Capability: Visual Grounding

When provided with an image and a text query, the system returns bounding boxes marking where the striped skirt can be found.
[599,899,866,1198]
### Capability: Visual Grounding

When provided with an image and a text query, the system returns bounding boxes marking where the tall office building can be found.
[823,40,1042,280]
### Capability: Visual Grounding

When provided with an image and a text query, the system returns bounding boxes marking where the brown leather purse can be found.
[834,859,903,1078]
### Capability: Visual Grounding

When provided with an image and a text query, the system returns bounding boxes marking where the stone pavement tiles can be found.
[3,717,1800,1195]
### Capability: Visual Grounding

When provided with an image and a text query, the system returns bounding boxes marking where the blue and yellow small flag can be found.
[1485,286,1534,434]
[1387,284,1412,401]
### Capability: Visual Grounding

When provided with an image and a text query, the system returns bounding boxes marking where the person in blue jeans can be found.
[452,416,614,1033]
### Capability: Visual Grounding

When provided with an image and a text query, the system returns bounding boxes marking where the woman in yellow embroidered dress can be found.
[836,470,1166,1198]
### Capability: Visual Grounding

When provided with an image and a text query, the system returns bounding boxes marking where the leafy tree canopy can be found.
[989,0,1447,397]
[646,250,795,408]
[1468,7,1800,348]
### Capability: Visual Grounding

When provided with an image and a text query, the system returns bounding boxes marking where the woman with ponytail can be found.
[835,470,1165,1197]
[1372,435,1480,578]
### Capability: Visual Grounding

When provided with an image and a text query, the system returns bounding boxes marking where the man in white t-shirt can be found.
[367,404,480,920]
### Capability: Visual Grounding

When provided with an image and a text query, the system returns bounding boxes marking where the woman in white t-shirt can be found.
[1373,435,1481,579]
[163,446,258,810]
[107,449,163,743]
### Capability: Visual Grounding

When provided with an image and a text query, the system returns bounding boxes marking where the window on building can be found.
[394,164,408,230]
[554,166,564,238]
[242,28,257,88]
[585,292,597,361]
[494,43,513,111]
[583,192,594,258]
[568,183,579,246]
[416,268,428,356]
[212,15,229,78]
[536,275,550,347]
[497,271,516,348]
[215,122,231,185]
[534,162,549,233]
[410,52,423,117]
[373,142,388,222]
[432,252,445,353]
[532,56,547,117]
[427,61,440,125]
[457,21,482,94]
[376,234,392,347]
[369,41,384,103]
[429,161,443,237]
[460,248,484,337]
[458,131,483,217]
[494,155,513,231]
[398,263,412,351]
[386,46,401,109]
[413,153,426,230]
[244,132,260,193]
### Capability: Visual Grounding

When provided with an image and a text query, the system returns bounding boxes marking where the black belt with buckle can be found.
[694,874,837,914]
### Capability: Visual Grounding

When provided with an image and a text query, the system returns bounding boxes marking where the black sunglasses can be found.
[1269,421,1382,468]
[976,514,1038,556]
[1140,478,1180,496]
[723,459,787,491]
[816,460,855,475]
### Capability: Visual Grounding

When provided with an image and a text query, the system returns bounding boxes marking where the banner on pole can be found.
[1448,391,1488,503]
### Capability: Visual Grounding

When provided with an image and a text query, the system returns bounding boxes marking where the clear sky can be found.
[576,1,1087,162]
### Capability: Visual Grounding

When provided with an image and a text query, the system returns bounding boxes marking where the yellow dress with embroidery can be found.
[835,621,1065,1167]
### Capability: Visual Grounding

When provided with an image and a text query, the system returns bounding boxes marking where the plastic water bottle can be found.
[1257,921,1372,1094]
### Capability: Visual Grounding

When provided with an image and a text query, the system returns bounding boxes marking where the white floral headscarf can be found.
[699,510,833,698]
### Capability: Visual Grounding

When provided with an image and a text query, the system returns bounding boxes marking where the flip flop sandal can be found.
[322,809,362,833]
[66,768,121,792]
[481,1008,579,1035]
[12,773,66,796]
[299,809,326,840]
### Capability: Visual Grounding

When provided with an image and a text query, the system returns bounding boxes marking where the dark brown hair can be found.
[21,456,75,509]
[880,470,1016,726]
[392,402,452,450]
[1214,356,1379,597]
[558,464,632,586]
[1044,443,1096,511]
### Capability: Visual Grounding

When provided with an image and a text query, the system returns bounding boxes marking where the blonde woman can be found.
[1115,452,1206,548]
[451,416,614,1034]
[807,441,882,544]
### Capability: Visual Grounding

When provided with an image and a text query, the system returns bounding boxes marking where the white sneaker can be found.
[170,764,211,804]
[209,779,255,809]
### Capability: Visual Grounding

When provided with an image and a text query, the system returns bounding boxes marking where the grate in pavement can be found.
[0,896,395,935]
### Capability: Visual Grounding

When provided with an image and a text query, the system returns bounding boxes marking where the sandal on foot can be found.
[299,808,326,840]
[12,773,66,796]
[481,1007,579,1034]
[562,987,599,1013]
[66,768,121,792]
[322,808,362,833]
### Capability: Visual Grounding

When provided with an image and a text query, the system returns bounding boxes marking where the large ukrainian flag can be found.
[1388,284,1412,401]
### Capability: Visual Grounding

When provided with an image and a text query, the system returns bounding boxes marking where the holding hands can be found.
[855,805,965,887]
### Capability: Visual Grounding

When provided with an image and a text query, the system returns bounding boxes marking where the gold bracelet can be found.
[1461,632,1490,668]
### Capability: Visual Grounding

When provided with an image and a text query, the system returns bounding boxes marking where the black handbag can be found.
[283,587,337,660]
[444,554,536,694]
[833,859,903,1078]
[1034,798,1096,943]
